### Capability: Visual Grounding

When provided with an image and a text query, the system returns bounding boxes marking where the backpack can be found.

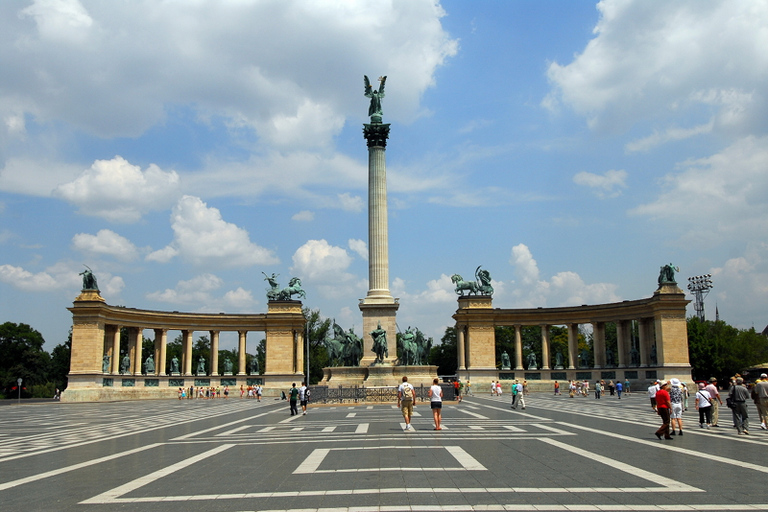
[400,383,414,400]
[305,387,311,401]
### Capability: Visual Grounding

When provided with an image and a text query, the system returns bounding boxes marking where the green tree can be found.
[49,329,72,391]
[0,322,51,398]
[688,317,768,382]
[304,307,332,384]
[429,327,457,375]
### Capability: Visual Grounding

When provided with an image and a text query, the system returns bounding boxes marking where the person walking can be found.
[705,378,723,427]
[288,383,299,416]
[624,378,631,394]
[554,381,560,395]
[511,380,518,408]
[299,381,309,415]
[729,377,751,435]
[256,384,263,402]
[669,378,684,436]
[515,380,526,409]
[398,376,416,431]
[429,378,443,430]
[454,379,462,403]
[594,380,602,399]
[682,382,689,411]
[648,380,660,411]
[608,380,615,396]
[615,380,623,399]
[752,373,768,430]
[654,381,673,439]
[695,382,713,429]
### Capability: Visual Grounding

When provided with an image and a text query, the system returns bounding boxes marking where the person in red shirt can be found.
[655,381,673,440]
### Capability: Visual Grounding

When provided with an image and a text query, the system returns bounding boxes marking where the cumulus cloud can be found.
[147,273,223,304]
[544,0,768,137]
[54,156,181,223]
[508,244,620,308]
[0,261,123,296]
[291,239,364,299]
[71,229,139,261]
[292,210,314,222]
[148,195,279,267]
[631,136,768,247]
[337,193,364,213]
[573,169,628,198]
[1,1,457,144]
[348,239,367,261]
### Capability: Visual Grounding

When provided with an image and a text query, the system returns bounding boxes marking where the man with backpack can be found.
[398,376,416,431]
[299,381,310,415]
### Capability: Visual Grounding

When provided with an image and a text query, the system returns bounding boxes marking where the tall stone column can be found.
[457,325,466,371]
[616,320,628,368]
[111,326,121,374]
[514,325,523,370]
[638,318,651,367]
[131,327,143,376]
[540,325,551,370]
[156,329,167,376]
[210,331,220,376]
[359,120,399,365]
[238,331,247,375]
[592,322,605,369]
[567,323,579,369]
[182,330,193,376]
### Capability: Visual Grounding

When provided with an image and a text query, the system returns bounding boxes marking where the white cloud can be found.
[348,239,368,261]
[0,261,123,296]
[0,158,83,196]
[631,135,768,247]
[573,169,628,198]
[507,244,620,308]
[147,273,223,304]
[292,210,314,222]
[72,229,139,261]
[1,1,457,143]
[291,239,364,299]
[625,121,714,152]
[544,0,768,136]
[222,287,256,310]
[150,195,279,267]
[337,193,364,213]
[54,156,181,223]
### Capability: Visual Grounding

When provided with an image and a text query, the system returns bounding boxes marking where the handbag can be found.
[725,396,734,409]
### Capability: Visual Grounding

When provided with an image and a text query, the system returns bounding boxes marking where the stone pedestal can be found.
[359,301,399,366]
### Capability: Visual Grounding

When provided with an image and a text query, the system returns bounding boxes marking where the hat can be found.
[708,377,717,383]
[761,373,767,378]
[698,382,706,389]
[670,378,681,386]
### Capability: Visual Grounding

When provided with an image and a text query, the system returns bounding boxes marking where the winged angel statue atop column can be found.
[364,75,387,121]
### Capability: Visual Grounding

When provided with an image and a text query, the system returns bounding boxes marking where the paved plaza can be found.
[1,391,767,511]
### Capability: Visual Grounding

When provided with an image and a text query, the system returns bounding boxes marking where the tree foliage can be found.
[0,322,51,397]
[429,327,457,375]
[688,317,768,382]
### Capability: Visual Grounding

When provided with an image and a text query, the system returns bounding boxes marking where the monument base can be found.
[319,364,438,388]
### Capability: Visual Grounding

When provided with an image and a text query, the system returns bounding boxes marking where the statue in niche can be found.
[629,347,640,367]
[197,357,206,375]
[579,348,591,368]
[144,355,155,374]
[650,345,658,366]
[223,358,233,374]
[370,322,388,364]
[526,352,537,370]
[120,354,130,374]
[79,265,99,291]
[606,347,616,367]
[364,75,387,120]
[170,356,180,374]
[554,351,564,370]
[501,351,511,370]
[102,355,110,373]
[658,263,679,285]
[249,357,259,375]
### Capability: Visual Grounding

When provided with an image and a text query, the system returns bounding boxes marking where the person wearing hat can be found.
[669,378,684,435]
[654,381,673,439]
[705,378,723,427]
[728,377,751,434]
[695,382,713,428]
[752,373,768,429]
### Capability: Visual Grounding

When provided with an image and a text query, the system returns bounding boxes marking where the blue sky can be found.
[1,0,767,352]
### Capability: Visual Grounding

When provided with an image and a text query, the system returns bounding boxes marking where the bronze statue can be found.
[223,357,233,374]
[364,75,386,120]
[102,355,110,373]
[170,356,180,374]
[658,263,679,285]
[249,357,259,375]
[144,355,155,374]
[370,322,388,364]
[527,352,537,370]
[120,354,130,374]
[197,356,206,375]
[79,265,99,291]
[451,266,494,296]
[501,351,511,370]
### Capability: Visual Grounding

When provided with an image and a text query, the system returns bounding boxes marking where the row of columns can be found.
[102,326,305,377]
[458,319,657,371]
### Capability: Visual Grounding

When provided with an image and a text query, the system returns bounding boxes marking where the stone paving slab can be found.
[0,393,766,511]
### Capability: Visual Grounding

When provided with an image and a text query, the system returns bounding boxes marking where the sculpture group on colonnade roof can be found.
[451,266,494,296]
[79,265,99,291]
[263,272,306,301]
[658,263,679,285]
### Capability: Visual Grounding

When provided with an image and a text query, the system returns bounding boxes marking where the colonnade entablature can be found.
[63,290,306,401]
[453,283,691,389]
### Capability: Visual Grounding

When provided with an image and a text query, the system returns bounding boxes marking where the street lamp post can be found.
[687,274,714,321]
[17,377,22,404]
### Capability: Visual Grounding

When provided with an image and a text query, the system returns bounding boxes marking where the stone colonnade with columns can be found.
[63,290,305,402]
[453,282,691,390]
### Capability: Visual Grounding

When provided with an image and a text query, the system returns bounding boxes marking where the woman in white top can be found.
[428,378,444,430]
[695,382,713,428]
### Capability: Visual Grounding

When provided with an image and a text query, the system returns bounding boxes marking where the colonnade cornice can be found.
[67,301,285,332]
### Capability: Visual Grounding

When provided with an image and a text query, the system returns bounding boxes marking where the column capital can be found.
[363,122,391,147]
